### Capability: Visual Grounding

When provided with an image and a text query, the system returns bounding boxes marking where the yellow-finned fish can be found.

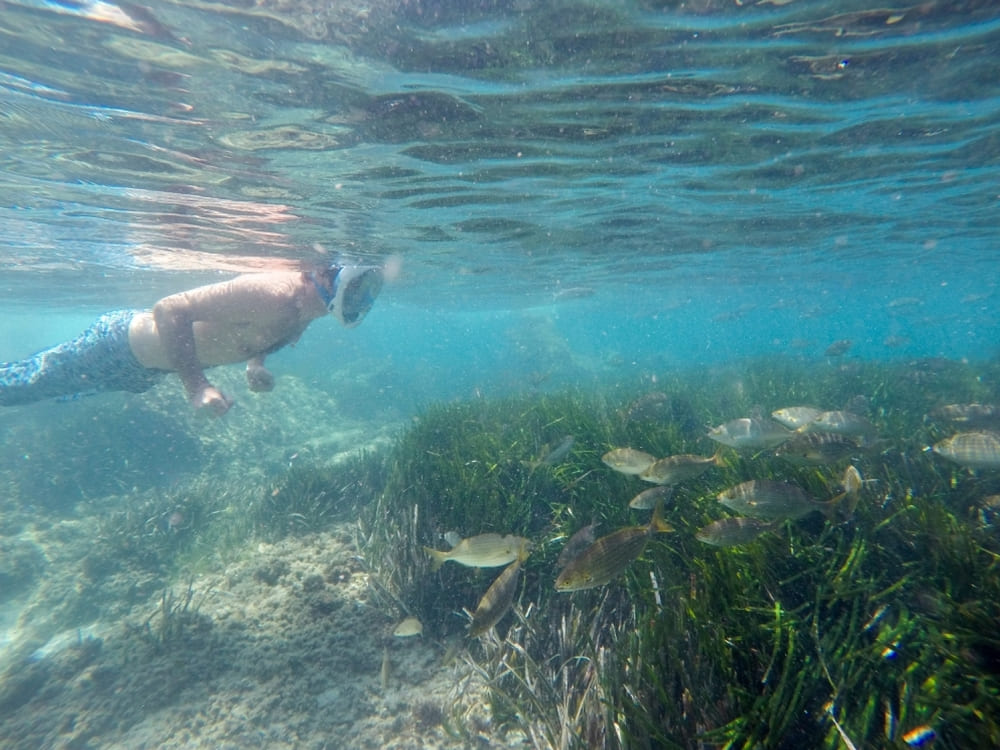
[601,447,656,475]
[468,547,530,637]
[424,534,531,572]
[554,504,673,592]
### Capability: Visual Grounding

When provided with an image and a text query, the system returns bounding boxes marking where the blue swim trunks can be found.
[0,310,167,406]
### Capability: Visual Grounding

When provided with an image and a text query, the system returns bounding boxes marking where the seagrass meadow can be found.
[5,359,998,749]
[362,356,1000,750]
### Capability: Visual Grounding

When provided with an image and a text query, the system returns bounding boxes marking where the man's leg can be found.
[0,310,161,406]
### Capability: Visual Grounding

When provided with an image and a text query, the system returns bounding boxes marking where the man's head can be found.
[313,265,384,327]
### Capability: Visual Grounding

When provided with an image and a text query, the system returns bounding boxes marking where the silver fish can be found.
[717,480,839,521]
[708,417,792,450]
[824,339,853,357]
[527,435,575,469]
[696,517,777,547]
[622,391,669,422]
[774,431,858,466]
[930,403,1000,430]
[839,465,864,519]
[801,410,876,441]
[932,431,1000,470]
[393,616,423,637]
[771,406,824,429]
[602,447,656,475]
[424,534,531,572]
[639,452,722,485]
[629,485,674,510]
[556,522,599,568]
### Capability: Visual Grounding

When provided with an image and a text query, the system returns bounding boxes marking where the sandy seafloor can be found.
[2,528,519,750]
[0,370,528,749]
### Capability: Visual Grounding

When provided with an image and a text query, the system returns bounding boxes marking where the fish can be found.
[707,417,792,450]
[380,646,391,691]
[883,334,910,349]
[468,549,529,637]
[774,431,858,466]
[771,406,824,429]
[628,485,674,510]
[839,465,864,518]
[639,451,723,485]
[556,522,599,568]
[695,517,777,547]
[932,431,1000,470]
[424,533,531,572]
[622,391,669,422]
[929,403,1000,430]
[526,435,575,470]
[555,504,674,592]
[392,616,423,637]
[601,447,656,475]
[717,480,841,521]
[824,339,853,357]
[800,410,876,441]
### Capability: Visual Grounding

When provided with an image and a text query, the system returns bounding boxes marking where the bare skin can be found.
[127,271,331,416]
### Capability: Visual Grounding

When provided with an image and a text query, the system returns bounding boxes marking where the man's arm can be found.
[152,273,303,414]
[153,292,232,415]
[246,354,274,392]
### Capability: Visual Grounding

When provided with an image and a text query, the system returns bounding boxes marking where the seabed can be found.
[1,356,999,749]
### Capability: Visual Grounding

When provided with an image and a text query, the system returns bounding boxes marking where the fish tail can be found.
[841,466,864,518]
[650,501,675,534]
[711,447,727,467]
[821,491,847,520]
[424,547,447,572]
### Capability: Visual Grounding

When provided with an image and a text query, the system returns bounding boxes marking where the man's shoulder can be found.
[157,271,309,317]
[200,271,307,298]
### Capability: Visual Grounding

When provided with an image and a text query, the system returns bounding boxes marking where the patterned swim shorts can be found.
[0,309,166,406]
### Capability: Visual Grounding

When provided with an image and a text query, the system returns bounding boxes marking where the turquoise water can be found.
[1,0,997,373]
[1,1,999,748]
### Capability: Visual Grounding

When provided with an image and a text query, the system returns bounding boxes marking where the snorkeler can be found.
[0,264,384,416]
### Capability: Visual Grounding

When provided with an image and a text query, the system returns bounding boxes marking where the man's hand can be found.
[246,362,275,392]
[190,384,233,416]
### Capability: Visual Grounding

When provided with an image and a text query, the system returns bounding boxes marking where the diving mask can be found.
[329,265,383,327]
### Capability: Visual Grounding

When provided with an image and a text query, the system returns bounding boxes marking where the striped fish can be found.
[932,431,1000,470]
